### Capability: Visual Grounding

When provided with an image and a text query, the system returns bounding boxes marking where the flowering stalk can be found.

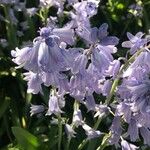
[87,44,150,150]
[39,7,49,24]
[106,45,150,105]
[95,44,150,149]
[66,100,79,150]
[66,136,71,150]
[58,114,62,150]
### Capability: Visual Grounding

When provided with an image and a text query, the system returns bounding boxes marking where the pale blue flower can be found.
[82,123,101,139]
[65,124,76,138]
[23,72,43,94]
[30,104,45,116]
[122,32,147,54]
[121,138,138,150]
[46,94,64,116]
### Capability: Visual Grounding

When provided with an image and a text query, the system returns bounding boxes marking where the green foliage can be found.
[12,127,40,150]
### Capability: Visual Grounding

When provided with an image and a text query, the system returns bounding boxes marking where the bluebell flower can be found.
[82,123,101,139]
[105,60,120,78]
[109,116,122,145]
[90,23,119,46]
[116,102,131,123]
[46,94,65,116]
[123,51,150,78]
[11,40,40,72]
[53,27,75,45]
[94,104,110,118]
[72,108,83,127]
[0,38,8,48]
[42,72,70,95]
[26,8,38,17]
[12,26,74,74]
[65,124,76,138]
[85,94,96,111]
[121,138,138,150]
[23,72,43,94]
[73,0,99,18]
[71,52,88,74]
[20,21,29,31]
[122,32,147,54]
[66,0,99,42]
[70,69,96,100]
[70,72,87,100]
[101,80,112,97]
[127,119,139,142]
[14,2,26,12]
[67,0,78,5]
[39,0,65,15]
[91,47,112,75]
[30,104,45,116]
[116,48,150,145]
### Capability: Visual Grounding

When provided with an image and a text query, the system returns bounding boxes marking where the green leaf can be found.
[0,97,10,119]
[12,127,40,150]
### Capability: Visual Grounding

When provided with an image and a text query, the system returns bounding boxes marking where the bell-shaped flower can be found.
[11,40,41,72]
[105,60,120,78]
[46,94,64,116]
[101,80,112,97]
[109,116,122,144]
[94,104,110,118]
[72,108,83,127]
[11,47,32,68]
[65,124,76,138]
[73,0,99,18]
[91,48,111,74]
[121,138,138,150]
[82,123,101,139]
[71,53,88,74]
[85,94,96,111]
[122,32,147,54]
[53,27,75,45]
[23,71,43,94]
[30,104,45,116]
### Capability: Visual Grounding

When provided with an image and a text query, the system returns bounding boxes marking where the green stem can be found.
[66,100,79,150]
[3,5,18,49]
[96,142,107,150]
[106,78,119,105]
[96,132,111,150]
[75,100,89,150]
[39,7,48,25]
[78,139,88,150]
[93,117,102,130]
[66,137,71,150]
[58,114,62,150]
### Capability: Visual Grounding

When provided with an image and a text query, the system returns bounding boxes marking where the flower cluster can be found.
[10,0,150,149]
[110,33,150,146]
